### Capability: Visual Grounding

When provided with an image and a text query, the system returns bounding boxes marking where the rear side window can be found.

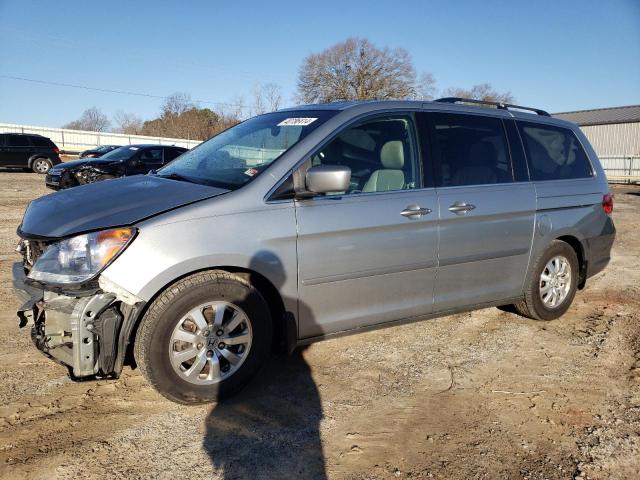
[6,135,32,147]
[31,136,53,147]
[518,122,592,181]
[430,113,513,187]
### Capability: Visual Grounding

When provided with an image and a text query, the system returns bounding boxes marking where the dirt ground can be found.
[0,171,638,480]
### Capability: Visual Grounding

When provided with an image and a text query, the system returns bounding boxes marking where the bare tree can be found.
[297,37,418,103]
[262,83,283,111]
[252,83,266,115]
[63,107,110,132]
[162,92,194,116]
[252,83,283,115]
[441,83,514,104]
[415,72,437,100]
[113,111,144,135]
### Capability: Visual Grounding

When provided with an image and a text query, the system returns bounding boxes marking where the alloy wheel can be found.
[539,255,572,308]
[168,301,253,385]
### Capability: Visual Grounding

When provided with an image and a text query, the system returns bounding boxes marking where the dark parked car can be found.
[79,145,120,158]
[45,144,187,190]
[0,133,62,173]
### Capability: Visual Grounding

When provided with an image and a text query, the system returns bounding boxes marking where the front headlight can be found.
[28,227,136,284]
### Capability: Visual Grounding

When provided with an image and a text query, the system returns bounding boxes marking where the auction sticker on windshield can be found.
[277,117,317,126]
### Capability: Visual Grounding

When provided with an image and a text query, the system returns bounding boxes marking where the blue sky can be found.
[0,0,638,127]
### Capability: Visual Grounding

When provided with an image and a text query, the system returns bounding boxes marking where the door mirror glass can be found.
[305,165,351,194]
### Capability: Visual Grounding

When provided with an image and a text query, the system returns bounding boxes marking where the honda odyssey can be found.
[13,98,615,404]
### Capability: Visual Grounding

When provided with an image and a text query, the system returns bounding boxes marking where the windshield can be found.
[157,110,337,189]
[100,146,141,161]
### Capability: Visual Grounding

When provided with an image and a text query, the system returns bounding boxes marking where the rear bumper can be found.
[585,217,616,279]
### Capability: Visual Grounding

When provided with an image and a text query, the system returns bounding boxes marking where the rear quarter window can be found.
[518,122,593,181]
[30,136,54,147]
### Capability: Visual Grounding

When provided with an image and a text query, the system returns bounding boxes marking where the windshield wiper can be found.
[156,172,200,184]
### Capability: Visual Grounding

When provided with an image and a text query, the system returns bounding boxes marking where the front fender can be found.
[100,206,298,315]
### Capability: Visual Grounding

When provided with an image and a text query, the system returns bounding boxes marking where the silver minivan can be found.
[13,98,615,404]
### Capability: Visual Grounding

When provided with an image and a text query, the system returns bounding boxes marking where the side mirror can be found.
[305,165,351,194]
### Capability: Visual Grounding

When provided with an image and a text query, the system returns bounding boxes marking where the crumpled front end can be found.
[68,165,115,187]
[13,239,144,380]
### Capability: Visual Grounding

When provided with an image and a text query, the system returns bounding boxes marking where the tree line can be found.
[63,37,513,141]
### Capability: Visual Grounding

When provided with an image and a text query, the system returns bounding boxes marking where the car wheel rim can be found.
[34,160,50,172]
[168,301,253,385]
[539,255,571,309]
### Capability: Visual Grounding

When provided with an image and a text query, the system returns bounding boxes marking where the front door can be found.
[422,111,536,311]
[294,113,439,339]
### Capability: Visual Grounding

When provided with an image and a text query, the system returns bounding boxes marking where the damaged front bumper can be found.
[13,262,144,380]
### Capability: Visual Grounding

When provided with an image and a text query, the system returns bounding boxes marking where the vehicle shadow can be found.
[203,251,326,479]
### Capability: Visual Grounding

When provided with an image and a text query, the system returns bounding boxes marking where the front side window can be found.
[310,114,421,194]
[431,113,513,187]
[163,148,183,163]
[158,110,337,190]
[518,122,592,181]
[139,148,163,166]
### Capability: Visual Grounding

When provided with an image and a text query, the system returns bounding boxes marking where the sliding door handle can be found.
[448,202,476,215]
[400,205,432,218]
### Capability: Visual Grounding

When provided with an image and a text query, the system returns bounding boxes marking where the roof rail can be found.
[435,97,550,117]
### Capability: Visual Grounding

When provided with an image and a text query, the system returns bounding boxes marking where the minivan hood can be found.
[19,175,228,239]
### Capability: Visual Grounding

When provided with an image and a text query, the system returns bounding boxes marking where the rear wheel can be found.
[134,271,272,404]
[513,240,579,320]
[31,158,52,174]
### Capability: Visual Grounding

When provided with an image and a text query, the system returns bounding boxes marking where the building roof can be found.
[553,105,640,126]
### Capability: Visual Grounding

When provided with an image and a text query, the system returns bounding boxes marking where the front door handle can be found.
[400,204,432,219]
[448,201,476,215]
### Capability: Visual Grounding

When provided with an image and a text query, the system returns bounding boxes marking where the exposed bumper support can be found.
[13,262,144,380]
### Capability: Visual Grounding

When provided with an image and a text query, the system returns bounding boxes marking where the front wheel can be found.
[32,158,52,174]
[134,271,273,404]
[513,240,579,320]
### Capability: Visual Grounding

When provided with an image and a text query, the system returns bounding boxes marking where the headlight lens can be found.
[28,227,135,284]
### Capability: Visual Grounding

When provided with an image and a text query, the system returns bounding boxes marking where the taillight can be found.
[602,193,613,215]
[53,147,60,154]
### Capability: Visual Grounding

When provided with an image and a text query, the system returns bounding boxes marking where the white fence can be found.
[600,156,640,183]
[0,122,202,153]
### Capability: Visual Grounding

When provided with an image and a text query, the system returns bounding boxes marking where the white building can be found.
[554,105,640,182]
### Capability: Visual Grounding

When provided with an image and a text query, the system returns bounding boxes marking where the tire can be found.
[31,157,52,174]
[513,240,579,320]
[134,270,273,404]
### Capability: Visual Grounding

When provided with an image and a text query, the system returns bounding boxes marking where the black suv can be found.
[0,133,62,173]
[45,144,188,190]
